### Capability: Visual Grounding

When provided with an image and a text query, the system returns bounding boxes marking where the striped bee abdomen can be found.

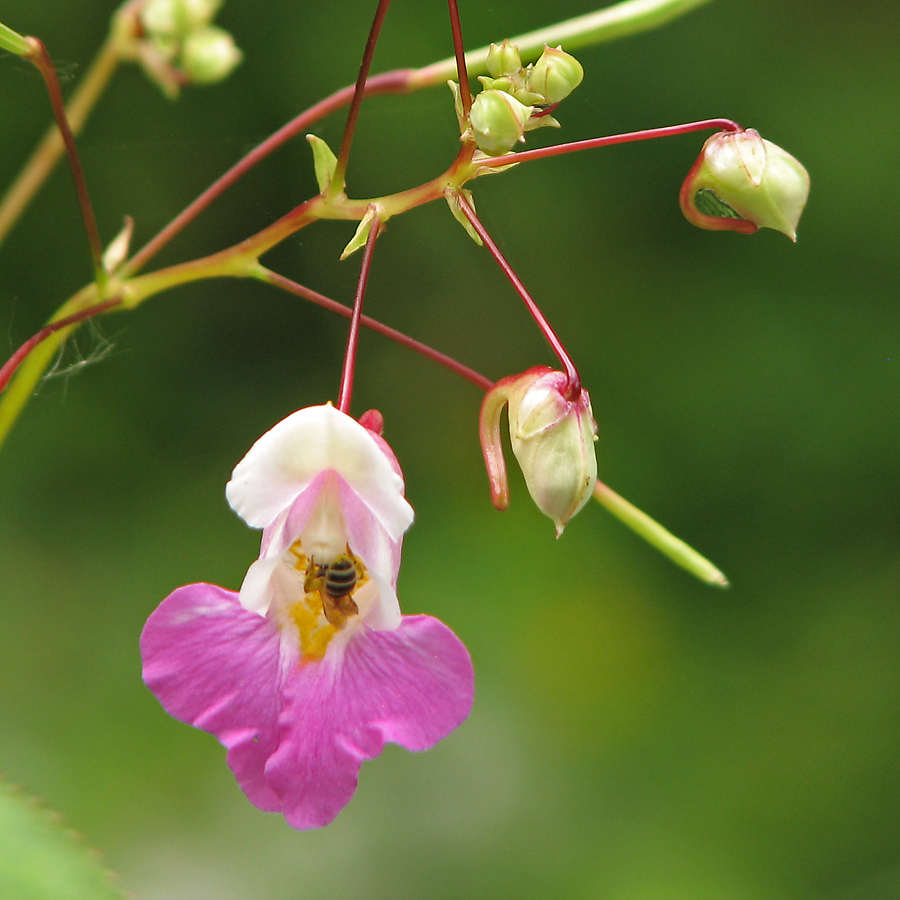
[322,555,357,599]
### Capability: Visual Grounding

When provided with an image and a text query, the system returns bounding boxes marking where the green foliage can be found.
[0,781,126,900]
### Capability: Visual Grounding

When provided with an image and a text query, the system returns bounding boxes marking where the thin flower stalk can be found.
[23,38,106,286]
[338,212,383,413]
[0,35,120,248]
[446,0,472,115]
[123,0,721,275]
[476,118,742,169]
[330,0,394,197]
[0,110,736,447]
[256,267,493,392]
[451,190,581,398]
[0,297,121,395]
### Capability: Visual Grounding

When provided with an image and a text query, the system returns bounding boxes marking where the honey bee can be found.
[304,554,360,624]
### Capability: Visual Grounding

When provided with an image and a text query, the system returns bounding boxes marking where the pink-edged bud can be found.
[468,89,533,156]
[527,45,583,105]
[480,366,597,536]
[680,129,810,240]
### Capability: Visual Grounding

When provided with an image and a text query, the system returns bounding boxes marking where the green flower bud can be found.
[469,89,533,157]
[527,45,583,104]
[140,0,221,40]
[180,25,242,85]
[477,74,514,93]
[680,129,810,240]
[480,366,598,536]
[486,40,523,79]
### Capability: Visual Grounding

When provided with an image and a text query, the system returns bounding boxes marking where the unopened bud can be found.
[527,45,583,104]
[140,0,221,40]
[468,89,533,157]
[680,129,810,240]
[480,366,597,535]
[486,40,523,79]
[180,25,241,84]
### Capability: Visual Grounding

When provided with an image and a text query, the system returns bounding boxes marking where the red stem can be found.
[337,216,382,414]
[446,0,471,115]
[120,69,415,278]
[260,268,492,392]
[0,298,121,394]
[332,0,393,191]
[478,118,742,168]
[452,191,581,399]
[25,37,105,283]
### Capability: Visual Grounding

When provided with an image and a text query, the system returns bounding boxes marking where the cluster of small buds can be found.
[463,41,584,156]
[680,128,810,241]
[117,0,242,98]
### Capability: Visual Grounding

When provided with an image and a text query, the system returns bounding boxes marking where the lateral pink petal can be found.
[265,615,475,830]
[140,584,289,812]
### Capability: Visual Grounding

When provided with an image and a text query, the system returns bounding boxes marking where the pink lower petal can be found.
[266,615,474,830]
[140,584,289,811]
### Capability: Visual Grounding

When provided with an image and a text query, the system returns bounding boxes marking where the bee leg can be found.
[304,561,325,594]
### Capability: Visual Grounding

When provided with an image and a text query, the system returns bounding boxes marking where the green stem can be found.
[0,35,120,248]
[593,480,729,586]
[0,284,100,446]
[24,37,106,284]
[0,0,718,449]
[121,0,716,273]
[330,0,393,195]
[0,20,29,56]
[410,0,715,88]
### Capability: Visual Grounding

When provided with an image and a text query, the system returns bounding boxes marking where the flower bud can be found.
[140,0,221,40]
[527,45,583,105]
[680,129,810,240]
[180,25,242,85]
[486,40,523,79]
[480,366,597,536]
[468,89,533,157]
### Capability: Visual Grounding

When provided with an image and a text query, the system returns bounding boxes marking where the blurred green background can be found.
[1,0,898,897]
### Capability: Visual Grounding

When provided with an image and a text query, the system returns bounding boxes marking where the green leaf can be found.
[0,780,128,900]
[340,206,381,260]
[306,134,340,194]
[445,189,483,246]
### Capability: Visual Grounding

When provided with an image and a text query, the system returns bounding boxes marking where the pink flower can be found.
[141,404,474,830]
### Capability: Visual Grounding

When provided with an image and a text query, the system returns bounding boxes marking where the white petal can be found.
[351,575,402,632]
[237,555,283,615]
[226,404,413,538]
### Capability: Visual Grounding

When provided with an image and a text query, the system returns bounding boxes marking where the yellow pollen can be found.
[285,542,367,662]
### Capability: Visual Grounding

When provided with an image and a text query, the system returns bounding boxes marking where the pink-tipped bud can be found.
[480,366,597,536]
[680,129,810,240]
